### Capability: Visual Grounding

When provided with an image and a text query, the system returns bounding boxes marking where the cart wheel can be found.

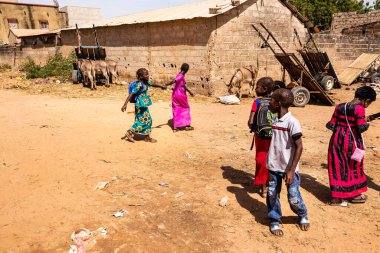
[72,70,79,84]
[321,75,334,91]
[292,86,310,107]
[370,73,380,83]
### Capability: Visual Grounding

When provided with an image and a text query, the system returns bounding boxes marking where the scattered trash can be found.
[161,192,167,196]
[56,80,61,84]
[229,135,238,140]
[101,160,112,163]
[240,148,249,152]
[218,95,240,105]
[175,192,185,198]
[111,176,119,181]
[40,125,49,128]
[157,223,166,230]
[69,229,91,253]
[185,152,194,160]
[219,196,229,207]
[159,182,169,187]
[121,81,127,85]
[97,227,108,236]
[95,182,109,190]
[113,210,128,218]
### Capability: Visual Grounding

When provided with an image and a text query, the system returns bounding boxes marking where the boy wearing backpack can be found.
[248,77,276,198]
[121,68,166,143]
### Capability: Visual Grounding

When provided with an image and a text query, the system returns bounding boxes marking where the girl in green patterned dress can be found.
[121,68,166,143]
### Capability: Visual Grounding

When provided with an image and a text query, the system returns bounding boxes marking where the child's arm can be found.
[248,111,254,129]
[164,80,175,87]
[184,85,194,97]
[368,112,380,122]
[285,134,303,185]
[121,93,133,112]
[150,83,167,90]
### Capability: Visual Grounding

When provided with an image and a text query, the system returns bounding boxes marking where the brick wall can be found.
[0,45,57,67]
[60,0,306,96]
[342,21,380,38]
[331,10,380,34]
[314,33,380,73]
[210,0,307,95]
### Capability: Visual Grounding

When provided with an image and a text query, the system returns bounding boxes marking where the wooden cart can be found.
[252,23,335,107]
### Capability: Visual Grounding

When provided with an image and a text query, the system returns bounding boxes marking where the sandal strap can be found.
[300,216,310,225]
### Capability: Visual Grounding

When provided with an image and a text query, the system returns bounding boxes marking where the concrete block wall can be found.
[61,19,214,95]
[210,0,307,95]
[314,33,380,73]
[0,45,57,67]
[342,21,380,38]
[331,10,380,34]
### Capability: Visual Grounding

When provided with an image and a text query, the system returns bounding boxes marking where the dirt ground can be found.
[0,72,379,253]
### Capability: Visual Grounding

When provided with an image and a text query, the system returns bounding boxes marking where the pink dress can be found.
[172,73,191,128]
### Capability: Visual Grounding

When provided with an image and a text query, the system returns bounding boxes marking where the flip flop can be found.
[350,194,367,204]
[121,131,135,143]
[299,216,310,231]
[144,137,157,143]
[185,126,194,131]
[269,223,284,237]
[329,201,348,207]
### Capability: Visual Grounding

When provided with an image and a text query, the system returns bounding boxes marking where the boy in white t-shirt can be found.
[266,88,310,236]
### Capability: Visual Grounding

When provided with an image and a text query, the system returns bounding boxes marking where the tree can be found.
[375,0,380,10]
[289,0,369,30]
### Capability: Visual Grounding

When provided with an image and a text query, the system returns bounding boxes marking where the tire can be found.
[72,70,79,84]
[292,86,310,107]
[321,75,334,91]
[370,73,380,83]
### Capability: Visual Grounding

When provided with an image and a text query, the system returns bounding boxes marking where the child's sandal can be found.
[121,131,135,143]
[185,126,194,131]
[144,137,157,143]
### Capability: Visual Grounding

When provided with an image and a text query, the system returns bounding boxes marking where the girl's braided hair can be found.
[136,68,148,80]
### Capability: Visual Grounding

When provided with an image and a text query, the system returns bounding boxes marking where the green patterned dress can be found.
[130,81,153,135]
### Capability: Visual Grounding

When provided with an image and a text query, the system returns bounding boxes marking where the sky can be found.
[20,0,378,19]
[21,0,201,18]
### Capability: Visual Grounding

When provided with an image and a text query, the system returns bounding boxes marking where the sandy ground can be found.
[0,73,379,253]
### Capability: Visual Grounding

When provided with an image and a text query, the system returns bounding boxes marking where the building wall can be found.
[60,0,307,95]
[0,45,57,67]
[210,0,307,95]
[342,21,380,38]
[59,6,101,27]
[331,10,380,34]
[313,33,380,73]
[0,2,67,44]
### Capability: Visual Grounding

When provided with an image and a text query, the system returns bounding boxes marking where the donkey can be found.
[106,59,118,84]
[78,59,96,90]
[225,65,258,99]
[91,60,110,87]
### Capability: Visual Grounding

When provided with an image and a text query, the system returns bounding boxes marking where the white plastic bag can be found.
[218,95,240,105]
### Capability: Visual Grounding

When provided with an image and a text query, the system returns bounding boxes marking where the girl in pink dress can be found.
[165,63,194,132]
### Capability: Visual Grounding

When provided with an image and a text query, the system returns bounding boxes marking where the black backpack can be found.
[252,97,277,139]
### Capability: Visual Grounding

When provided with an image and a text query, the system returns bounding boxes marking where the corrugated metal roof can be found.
[9,29,59,38]
[64,0,249,30]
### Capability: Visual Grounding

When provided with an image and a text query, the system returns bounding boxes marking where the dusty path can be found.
[0,87,379,253]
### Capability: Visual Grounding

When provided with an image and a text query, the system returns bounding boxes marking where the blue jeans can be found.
[267,170,308,224]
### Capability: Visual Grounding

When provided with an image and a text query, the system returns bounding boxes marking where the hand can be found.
[285,170,295,185]
[121,104,127,112]
[190,92,194,97]
[248,122,253,129]
[161,85,167,90]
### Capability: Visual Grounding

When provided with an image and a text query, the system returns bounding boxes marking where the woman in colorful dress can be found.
[326,86,377,206]
[121,68,166,143]
[165,63,194,132]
